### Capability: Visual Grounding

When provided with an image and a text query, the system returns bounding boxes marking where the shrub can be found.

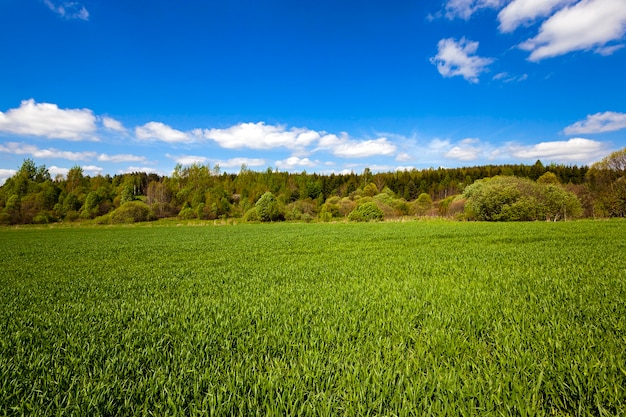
[255,192,284,222]
[109,201,154,224]
[348,202,384,222]
[243,207,260,222]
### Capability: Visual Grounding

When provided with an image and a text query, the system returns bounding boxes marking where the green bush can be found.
[243,207,260,222]
[109,201,154,224]
[255,192,284,222]
[348,202,384,222]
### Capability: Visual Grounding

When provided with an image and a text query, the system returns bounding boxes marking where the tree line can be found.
[0,148,624,225]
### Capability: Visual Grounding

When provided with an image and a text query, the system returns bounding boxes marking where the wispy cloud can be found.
[0,142,97,161]
[493,72,528,82]
[97,153,148,163]
[563,111,626,134]
[519,0,626,61]
[431,38,494,83]
[498,0,576,33]
[0,99,97,141]
[444,0,505,20]
[216,157,266,169]
[43,0,89,21]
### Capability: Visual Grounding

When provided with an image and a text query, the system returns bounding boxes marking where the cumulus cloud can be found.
[48,166,69,178]
[563,111,626,134]
[510,138,608,161]
[0,142,97,161]
[431,38,494,83]
[519,0,626,61]
[82,165,104,175]
[44,0,89,20]
[317,134,397,158]
[276,157,317,170]
[444,138,482,161]
[444,0,505,20]
[0,99,97,140]
[498,0,576,32]
[136,122,190,143]
[197,122,320,151]
[0,169,17,185]
[101,116,127,133]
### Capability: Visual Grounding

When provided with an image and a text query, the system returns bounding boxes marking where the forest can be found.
[0,147,624,225]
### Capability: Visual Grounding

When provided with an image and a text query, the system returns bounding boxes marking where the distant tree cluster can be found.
[1,148,625,225]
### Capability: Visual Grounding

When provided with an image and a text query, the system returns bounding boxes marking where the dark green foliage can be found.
[348,202,384,222]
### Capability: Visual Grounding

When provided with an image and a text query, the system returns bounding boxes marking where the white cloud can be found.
[0,169,17,185]
[498,0,576,32]
[493,72,529,82]
[445,146,481,160]
[444,0,505,20]
[120,166,162,175]
[216,157,266,169]
[101,116,127,133]
[82,165,104,175]
[396,152,413,162]
[136,122,190,143]
[0,142,97,161]
[520,0,626,61]
[97,153,147,163]
[395,166,416,171]
[0,99,97,140]
[276,157,317,170]
[48,166,69,178]
[198,122,320,151]
[431,38,494,83]
[44,0,89,20]
[444,138,482,161]
[563,111,626,134]
[317,134,397,158]
[170,155,209,165]
[510,138,608,162]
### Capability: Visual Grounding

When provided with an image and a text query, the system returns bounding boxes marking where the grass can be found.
[1,220,625,415]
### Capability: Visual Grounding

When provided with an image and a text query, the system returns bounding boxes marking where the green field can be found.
[1,220,625,415]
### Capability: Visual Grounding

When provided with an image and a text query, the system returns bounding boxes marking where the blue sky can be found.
[1,0,626,183]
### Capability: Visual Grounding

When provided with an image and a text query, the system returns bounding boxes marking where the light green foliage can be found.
[537,171,560,184]
[347,201,384,222]
[108,201,154,223]
[243,207,260,222]
[0,221,625,415]
[255,191,284,222]
[463,176,582,221]
[413,192,432,216]
[362,182,379,197]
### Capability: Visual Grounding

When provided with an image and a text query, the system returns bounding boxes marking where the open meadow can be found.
[1,220,625,415]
